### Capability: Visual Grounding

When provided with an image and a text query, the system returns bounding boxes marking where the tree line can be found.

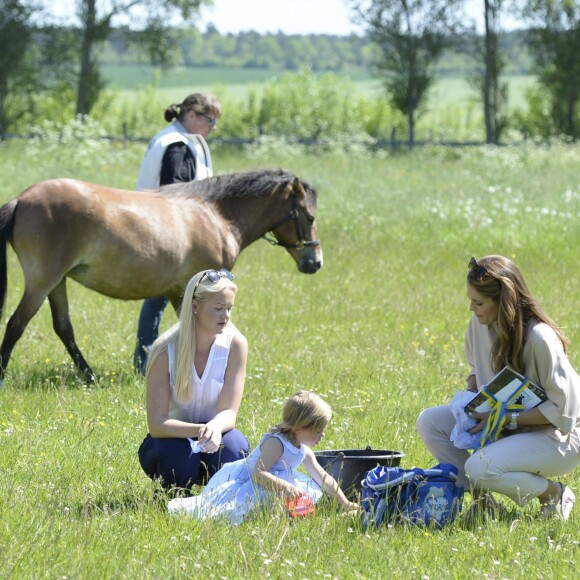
[1,0,578,144]
[101,25,531,76]
[104,26,375,72]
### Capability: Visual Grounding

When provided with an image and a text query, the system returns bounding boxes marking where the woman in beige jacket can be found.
[417,255,580,520]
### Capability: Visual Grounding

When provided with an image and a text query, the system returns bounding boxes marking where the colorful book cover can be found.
[464,366,547,414]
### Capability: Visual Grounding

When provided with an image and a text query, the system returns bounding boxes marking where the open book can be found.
[463,366,547,414]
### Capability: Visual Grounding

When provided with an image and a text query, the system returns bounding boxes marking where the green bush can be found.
[20,69,407,144]
[513,84,580,142]
[5,69,542,145]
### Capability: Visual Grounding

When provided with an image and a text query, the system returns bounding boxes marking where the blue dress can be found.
[167,433,323,525]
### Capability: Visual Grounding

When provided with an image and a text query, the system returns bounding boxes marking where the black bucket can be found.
[314,446,405,499]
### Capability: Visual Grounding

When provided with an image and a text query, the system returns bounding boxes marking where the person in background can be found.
[168,390,359,524]
[134,93,221,373]
[138,268,250,493]
[417,255,580,520]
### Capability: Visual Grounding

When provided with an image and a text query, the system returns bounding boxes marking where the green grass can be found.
[101,63,537,112]
[0,140,579,577]
[332,74,536,110]
[103,64,288,101]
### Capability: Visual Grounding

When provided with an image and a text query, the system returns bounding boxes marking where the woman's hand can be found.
[465,374,478,393]
[468,411,491,434]
[198,422,223,453]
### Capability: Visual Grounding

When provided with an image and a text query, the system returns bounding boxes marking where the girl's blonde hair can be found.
[145,270,237,402]
[467,255,568,373]
[271,391,332,444]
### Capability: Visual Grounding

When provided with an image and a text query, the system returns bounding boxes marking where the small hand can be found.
[468,411,491,434]
[343,501,360,515]
[285,487,304,501]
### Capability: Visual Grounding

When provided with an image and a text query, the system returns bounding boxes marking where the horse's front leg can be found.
[48,279,95,382]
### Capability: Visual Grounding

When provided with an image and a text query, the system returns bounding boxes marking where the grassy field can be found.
[102,63,537,113]
[0,139,579,577]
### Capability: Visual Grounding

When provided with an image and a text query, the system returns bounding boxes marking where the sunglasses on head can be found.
[468,257,488,280]
[192,268,234,298]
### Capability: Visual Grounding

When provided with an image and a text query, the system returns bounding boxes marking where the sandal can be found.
[541,483,575,521]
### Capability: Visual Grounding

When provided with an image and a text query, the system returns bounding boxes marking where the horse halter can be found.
[262,190,320,250]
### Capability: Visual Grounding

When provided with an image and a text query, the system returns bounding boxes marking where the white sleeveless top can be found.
[136,120,213,190]
[167,325,237,423]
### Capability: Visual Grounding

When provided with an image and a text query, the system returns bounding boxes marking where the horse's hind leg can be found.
[47,280,95,382]
[0,289,48,380]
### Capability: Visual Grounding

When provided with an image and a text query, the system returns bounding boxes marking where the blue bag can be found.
[361,463,464,529]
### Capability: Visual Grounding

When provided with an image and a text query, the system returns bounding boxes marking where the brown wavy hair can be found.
[467,255,568,373]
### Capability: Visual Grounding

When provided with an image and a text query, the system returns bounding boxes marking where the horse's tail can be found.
[0,200,17,322]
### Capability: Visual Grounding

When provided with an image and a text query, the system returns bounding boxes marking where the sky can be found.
[50,0,496,36]
[197,0,363,35]
[49,0,361,35]
[197,0,496,35]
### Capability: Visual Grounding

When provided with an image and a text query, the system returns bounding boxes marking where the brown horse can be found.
[0,169,322,380]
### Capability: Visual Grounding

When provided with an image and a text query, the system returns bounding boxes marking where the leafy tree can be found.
[252,36,284,68]
[520,0,580,138]
[468,0,510,143]
[284,37,319,70]
[350,0,465,146]
[0,0,40,134]
[181,28,205,66]
[44,0,211,116]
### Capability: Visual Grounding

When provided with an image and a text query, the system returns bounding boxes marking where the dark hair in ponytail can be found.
[163,93,221,123]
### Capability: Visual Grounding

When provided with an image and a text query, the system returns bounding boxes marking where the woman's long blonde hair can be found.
[467,255,568,373]
[146,270,237,402]
[271,391,332,445]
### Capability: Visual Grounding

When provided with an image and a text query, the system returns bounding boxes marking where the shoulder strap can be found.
[362,466,417,491]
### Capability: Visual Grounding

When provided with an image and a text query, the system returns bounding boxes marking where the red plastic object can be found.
[286,494,315,518]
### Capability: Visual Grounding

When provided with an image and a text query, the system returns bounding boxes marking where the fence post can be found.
[123,122,128,148]
[391,127,397,152]
[521,126,528,144]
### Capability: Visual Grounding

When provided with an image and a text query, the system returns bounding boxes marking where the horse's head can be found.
[266,177,323,274]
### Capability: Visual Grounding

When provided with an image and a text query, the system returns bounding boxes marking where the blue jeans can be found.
[138,430,250,490]
[134,296,169,373]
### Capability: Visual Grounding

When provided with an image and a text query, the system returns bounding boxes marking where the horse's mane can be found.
[157,169,316,202]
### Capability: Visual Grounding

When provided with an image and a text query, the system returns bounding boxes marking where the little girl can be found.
[168,391,359,524]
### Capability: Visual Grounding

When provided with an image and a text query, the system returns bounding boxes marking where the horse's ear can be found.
[291,177,304,196]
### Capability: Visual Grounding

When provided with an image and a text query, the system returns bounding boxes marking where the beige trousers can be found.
[416,405,580,505]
